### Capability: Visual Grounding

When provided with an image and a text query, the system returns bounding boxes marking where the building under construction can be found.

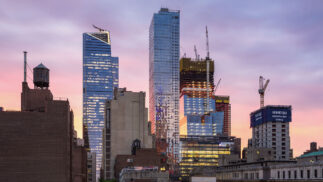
[214,95,231,136]
[179,56,236,180]
[179,57,222,136]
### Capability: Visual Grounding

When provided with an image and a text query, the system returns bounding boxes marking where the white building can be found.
[251,105,292,160]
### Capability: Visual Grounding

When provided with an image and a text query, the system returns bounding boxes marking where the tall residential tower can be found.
[149,8,180,161]
[83,28,119,179]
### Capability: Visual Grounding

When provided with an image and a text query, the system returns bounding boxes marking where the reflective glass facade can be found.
[149,8,180,160]
[83,31,118,179]
[179,136,234,180]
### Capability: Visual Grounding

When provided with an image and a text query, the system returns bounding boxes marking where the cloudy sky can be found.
[0,0,322,156]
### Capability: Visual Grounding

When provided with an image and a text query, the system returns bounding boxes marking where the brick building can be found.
[0,63,86,182]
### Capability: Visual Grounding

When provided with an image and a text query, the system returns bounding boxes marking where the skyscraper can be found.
[149,8,180,160]
[83,28,119,179]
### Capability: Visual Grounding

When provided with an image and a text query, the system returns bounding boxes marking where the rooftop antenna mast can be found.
[23,51,27,82]
[92,24,105,32]
[205,26,210,113]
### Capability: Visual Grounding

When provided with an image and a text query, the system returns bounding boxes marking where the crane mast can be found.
[205,26,210,113]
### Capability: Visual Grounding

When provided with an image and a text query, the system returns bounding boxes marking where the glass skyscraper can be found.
[149,8,180,161]
[83,30,119,179]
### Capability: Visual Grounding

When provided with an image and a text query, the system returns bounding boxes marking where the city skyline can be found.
[1,0,323,157]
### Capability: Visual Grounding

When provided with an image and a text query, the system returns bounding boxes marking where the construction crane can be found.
[205,26,210,113]
[214,78,222,93]
[194,45,198,60]
[258,76,270,108]
[92,24,106,32]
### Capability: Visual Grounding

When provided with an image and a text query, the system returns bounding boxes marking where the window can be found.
[294,170,297,179]
[288,171,291,179]
[314,169,317,178]
[283,171,285,179]
[307,170,310,179]
[301,170,303,178]
[278,171,280,179]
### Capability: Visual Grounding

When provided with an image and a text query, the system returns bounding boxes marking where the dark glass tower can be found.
[83,30,119,179]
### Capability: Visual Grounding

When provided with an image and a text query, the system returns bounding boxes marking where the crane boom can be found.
[92,24,105,32]
[263,80,270,91]
[214,78,222,93]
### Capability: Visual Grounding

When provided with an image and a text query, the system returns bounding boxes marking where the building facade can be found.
[250,105,292,160]
[102,88,153,179]
[179,57,224,136]
[83,29,119,178]
[114,148,168,179]
[149,8,180,160]
[0,63,86,182]
[179,136,239,180]
[214,95,231,136]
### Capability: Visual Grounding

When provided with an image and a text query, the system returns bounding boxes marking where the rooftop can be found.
[34,63,48,70]
[299,150,323,158]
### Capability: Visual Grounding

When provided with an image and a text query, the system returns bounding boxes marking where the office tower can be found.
[179,57,223,136]
[0,61,86,182]
[149,8,180,160]
[83,28,119,179]
[102,88,153,179]
[214,95,231,136]
[250,105,292,160]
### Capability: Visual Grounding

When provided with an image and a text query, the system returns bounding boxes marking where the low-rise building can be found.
[216,143,323,181]
[119,167,169,182]
[114,148,168,179]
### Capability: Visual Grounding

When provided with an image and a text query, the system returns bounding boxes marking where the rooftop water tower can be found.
[33,63,49,89]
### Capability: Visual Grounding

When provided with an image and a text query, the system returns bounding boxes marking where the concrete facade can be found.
[216,151,323,181]
[251,106,292,160]
[102,88,153,179]
[252,122,291,160]
[0,82,87,182]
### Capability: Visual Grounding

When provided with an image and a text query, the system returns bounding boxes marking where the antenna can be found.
[206,26,210,59]
[92,24,105,32]
[23,51,27,82]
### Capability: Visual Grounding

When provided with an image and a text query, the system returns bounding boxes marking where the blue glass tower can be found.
[83,30,118,179]
[149,8,180,160]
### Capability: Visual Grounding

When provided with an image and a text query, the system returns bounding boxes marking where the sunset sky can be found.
[0,0,322,157]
